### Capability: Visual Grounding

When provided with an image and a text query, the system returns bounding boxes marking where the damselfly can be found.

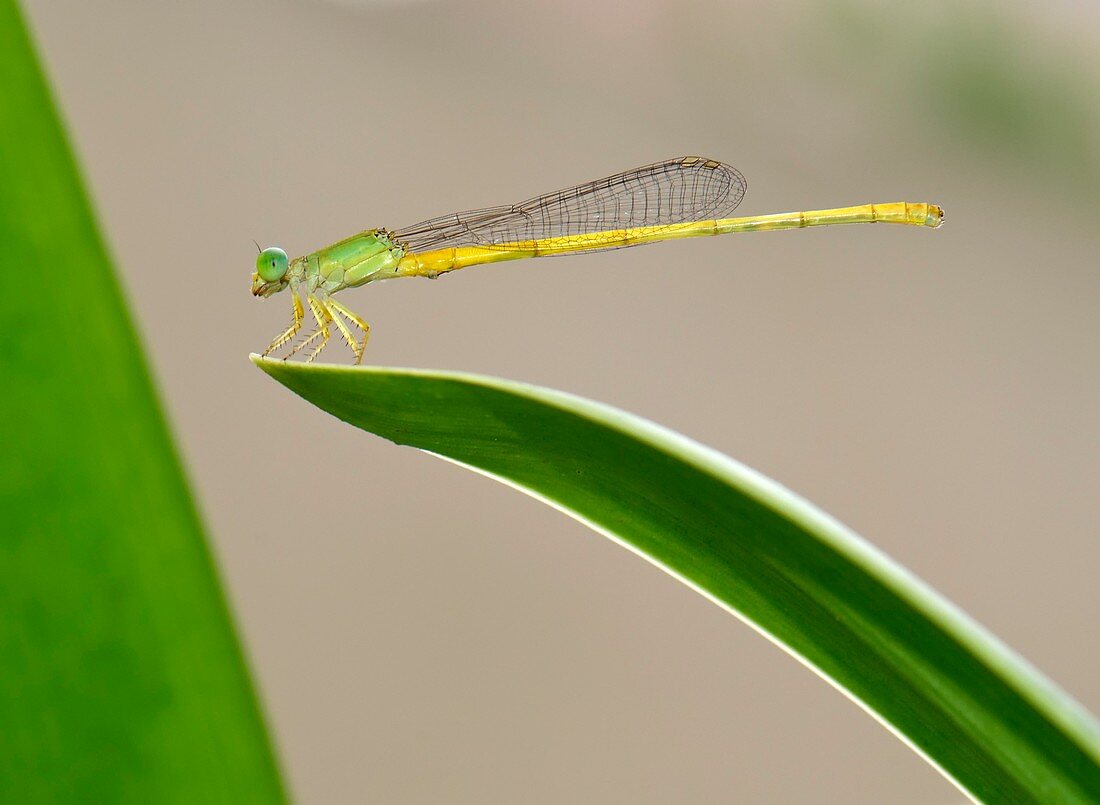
[252,157,943,363]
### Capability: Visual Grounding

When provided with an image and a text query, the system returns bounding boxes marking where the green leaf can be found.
[0,3,285,801]
[254,356,1100,802]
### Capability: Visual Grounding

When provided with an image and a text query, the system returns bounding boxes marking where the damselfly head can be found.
[252,246,289,297]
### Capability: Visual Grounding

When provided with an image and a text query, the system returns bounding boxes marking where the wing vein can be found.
[392,156,747,257]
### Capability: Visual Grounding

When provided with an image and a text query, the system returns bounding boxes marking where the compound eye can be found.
[256,247,288,283]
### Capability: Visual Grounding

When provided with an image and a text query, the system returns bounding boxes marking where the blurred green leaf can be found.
[811,1,1100,197]
[0,3,285,800]
[255,357,1100,802]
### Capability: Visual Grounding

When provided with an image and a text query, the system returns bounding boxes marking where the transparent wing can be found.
[392,156,747,256]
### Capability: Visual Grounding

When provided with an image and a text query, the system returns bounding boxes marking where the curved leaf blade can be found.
[253,356,1100,802]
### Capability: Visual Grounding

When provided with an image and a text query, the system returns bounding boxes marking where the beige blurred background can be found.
[22,0,1099,801]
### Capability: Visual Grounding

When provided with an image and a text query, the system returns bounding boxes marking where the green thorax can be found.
[301,230,404,293]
